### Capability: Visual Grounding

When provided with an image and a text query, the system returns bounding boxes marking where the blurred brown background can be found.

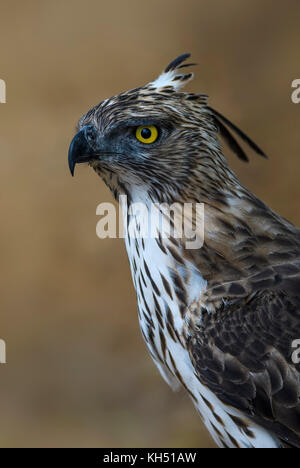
[0,0,300,448]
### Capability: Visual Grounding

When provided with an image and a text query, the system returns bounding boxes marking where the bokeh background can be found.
[0,0,300,448]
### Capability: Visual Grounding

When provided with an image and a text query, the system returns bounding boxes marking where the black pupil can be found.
[141,127,152,139]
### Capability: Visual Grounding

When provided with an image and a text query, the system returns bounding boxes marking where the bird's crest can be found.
[150,53,196,91]
[149,53,268,162]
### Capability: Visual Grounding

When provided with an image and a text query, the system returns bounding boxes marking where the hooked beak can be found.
[68,125,99,176]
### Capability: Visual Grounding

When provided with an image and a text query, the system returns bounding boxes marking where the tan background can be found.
[0,0,300,448]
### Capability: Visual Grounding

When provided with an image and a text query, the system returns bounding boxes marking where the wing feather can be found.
[188,279,300,448]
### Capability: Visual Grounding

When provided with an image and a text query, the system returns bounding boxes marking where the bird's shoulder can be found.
[187,275,300,447]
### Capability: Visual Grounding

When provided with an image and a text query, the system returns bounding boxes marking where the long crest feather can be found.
[151,53,196,91]
[214,117,250,162]
[164,53,193,72]
[209,107,268,162]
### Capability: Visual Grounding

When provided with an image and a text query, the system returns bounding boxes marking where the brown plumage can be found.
[68,54,300,448]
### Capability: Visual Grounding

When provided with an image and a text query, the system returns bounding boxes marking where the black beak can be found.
[68,125,98,176]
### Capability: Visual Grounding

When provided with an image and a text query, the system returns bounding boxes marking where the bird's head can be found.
[68,54,266,203]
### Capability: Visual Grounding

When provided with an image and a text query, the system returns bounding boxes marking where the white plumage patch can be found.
[150,70,194,92]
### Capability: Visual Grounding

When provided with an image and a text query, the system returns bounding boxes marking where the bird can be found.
[68,54,300,448]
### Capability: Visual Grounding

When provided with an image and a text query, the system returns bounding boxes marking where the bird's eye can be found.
[135,125,158,144]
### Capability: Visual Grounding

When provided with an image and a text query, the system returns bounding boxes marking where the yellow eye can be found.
[135,125,158,144]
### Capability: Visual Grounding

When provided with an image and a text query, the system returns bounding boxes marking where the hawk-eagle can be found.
[68,54,300,448]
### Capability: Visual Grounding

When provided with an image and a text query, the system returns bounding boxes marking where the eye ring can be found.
[135,125,158,144]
